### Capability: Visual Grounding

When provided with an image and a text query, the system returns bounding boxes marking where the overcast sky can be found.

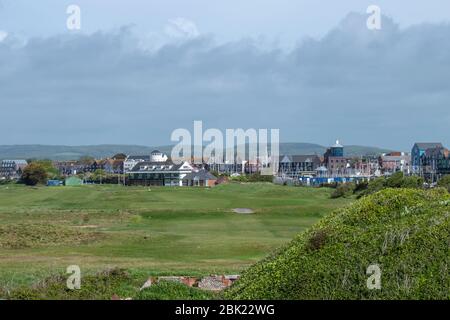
[0,1,449,150]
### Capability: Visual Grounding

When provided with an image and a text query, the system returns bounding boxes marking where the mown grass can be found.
[0,183,349,298]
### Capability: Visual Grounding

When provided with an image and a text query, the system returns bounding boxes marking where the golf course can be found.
[0,182,350,297]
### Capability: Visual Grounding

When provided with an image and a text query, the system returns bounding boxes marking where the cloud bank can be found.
[0,13,449,150]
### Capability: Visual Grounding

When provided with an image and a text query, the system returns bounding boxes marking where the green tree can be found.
[28,159,60,180]
[21,163,48,186]
[93,169,106,184]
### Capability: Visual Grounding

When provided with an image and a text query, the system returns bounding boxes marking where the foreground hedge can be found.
[224,188,450,299]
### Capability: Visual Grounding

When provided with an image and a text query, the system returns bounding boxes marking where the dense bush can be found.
[135,281,216,300]
[230,173,273,183]
[385,171,404,188]
[224,188,450,300]
[438,175,450,193]
[27,160,61,180]
[4,269,216,300]
[358,173,424,197]
[0,178,14,185]
[331,183,355,199]
[21,163,48,186]
[320,182,339,189]
[331,173,425,199]
[5,268,134,300]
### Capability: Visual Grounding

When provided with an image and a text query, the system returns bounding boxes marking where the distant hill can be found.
[0,143,393,161]
[277,143,391,157]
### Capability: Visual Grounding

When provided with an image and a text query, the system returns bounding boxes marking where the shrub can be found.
[401,176,424,189]
[305,229,328,251]
[331,183,355,199]
[230,173,273,183]
[135,281,216,300]
[21,163,48,186]
[438,175,450,193]
[385,171,404,188]
[353,181,369,193]
[6,268,134,300]
[0,178,15,185]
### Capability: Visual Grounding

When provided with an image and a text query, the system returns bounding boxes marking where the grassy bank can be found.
[225,188,450,300]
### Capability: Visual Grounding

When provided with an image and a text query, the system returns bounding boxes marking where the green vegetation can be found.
[331,172,425,199]
[20,162,48,186]
[0,183,349,298]
[438,175,450,192]
[230,173,273,183]
[4,268,136,300]
[224,188,450,300]
[136,281,216,300]
[330,182,356,199]
[0,224,102,249]
[3,268,217,300]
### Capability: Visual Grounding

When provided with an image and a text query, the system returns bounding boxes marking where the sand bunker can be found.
[232,208,254,214]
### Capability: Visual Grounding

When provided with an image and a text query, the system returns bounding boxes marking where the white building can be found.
[126,150,196,186]
[124,155,151,173]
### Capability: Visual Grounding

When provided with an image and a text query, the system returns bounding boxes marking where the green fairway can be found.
[0,183,350,292]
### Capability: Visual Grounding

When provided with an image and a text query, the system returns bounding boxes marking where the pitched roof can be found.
[414,143,443,150]
[280,155,321,163]
[2,160,28,164]
[381,155,410,161]
[182,169,217,181]
[424,147,449,158]
[130,160,185,172]
[126,155,151,161]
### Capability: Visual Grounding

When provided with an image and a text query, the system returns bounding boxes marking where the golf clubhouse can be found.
[126,150,217,187]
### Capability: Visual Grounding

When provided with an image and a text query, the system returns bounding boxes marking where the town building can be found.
[278,155,321,178]
[182,169,217,187]
[420,146,450,182]
[54,160,102,175]
[324,140,351,176]
[123,155,151,173]
[126,150,196,186]
[411,143,443,174]
[379,152,411,174]
[0,160,28,179]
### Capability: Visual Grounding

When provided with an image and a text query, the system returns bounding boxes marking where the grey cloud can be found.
[0,13,449,150]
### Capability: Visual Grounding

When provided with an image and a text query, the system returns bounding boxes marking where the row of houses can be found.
[277,140,379,179]
[0,151,219,187]
[2,141,450,185]
[0,160,28,179]
[55,156,125,175]
[276,140,450,183]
